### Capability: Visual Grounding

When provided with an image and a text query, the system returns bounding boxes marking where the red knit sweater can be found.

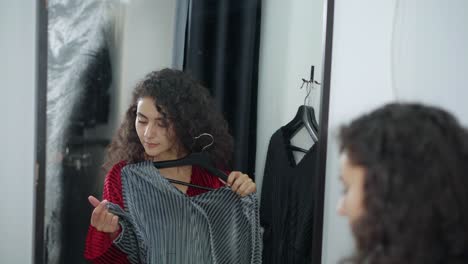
[84,161,225,263]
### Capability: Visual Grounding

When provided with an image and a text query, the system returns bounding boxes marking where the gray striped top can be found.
[106,161,262,264]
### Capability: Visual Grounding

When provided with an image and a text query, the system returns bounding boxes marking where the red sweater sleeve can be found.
[84,161,130,264]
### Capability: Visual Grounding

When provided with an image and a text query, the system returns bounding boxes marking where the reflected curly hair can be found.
[105,68,233,170]
[339,103,468,263]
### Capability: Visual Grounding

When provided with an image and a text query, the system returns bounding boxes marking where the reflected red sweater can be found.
[84,161,224,263]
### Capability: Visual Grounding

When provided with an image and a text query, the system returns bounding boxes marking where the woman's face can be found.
[337,151,366,223]
[135,97,182,161]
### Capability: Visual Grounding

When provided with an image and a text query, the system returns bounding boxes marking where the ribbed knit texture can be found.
[84,161,225,263]
[107,161,262,264]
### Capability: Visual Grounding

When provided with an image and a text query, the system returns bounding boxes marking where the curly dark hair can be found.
[105,68,233,170]
[339,103,468,264]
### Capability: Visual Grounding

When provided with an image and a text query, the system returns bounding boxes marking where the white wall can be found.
[322,0,468,263]
[321,1,397,263]
[255,0,324,197]
[0,1,36,263]
[392,0,468,126]
[113,0,177,125]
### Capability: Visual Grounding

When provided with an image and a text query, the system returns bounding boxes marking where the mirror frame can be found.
[34,0,47,262]
[311,0,335,263]
[33,0,335,263]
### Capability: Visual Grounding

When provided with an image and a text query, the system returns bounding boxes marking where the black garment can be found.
[183,0,262,176]
[260,128,318,264]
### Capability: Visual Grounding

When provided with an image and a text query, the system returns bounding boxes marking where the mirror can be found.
[35,0,334,263]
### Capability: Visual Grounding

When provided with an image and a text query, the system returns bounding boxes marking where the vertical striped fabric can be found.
[106,161,262,264]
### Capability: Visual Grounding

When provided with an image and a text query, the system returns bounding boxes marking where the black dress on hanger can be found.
[260,127,318,264]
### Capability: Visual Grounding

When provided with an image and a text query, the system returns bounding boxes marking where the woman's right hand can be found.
[88,196,120,238]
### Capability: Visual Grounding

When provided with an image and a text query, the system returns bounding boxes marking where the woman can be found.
[337,103,468,263]
[84,69,256,263]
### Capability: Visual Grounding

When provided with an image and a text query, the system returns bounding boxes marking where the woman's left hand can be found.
[227,171,256,197]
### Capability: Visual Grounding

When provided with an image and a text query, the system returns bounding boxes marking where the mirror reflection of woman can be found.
[337,103,468,263]
[84,69,256,263]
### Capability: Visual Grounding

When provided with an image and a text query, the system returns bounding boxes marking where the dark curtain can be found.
[183,0,261,178]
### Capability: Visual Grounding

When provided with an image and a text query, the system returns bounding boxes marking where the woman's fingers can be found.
[241,184,256,197]
[90,196,103,227]
[96,200,109,230]
[89,196,119,233]
[90,199,109,231]
[88,195,100,207]
[236,178,255,197]
[110,215,119,230]
[227,171,241,187]
[103,211,114,229]
[228,171,256,196]
[101,212,117,232]
[91,201,103,227]
[229,172,244,192]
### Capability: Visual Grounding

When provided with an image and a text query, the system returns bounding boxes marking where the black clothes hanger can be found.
[153,133,228,191]
[287,144,309,153]
[283,105,319,142]
[286,110,318,153]
[306,105,319,133]
[283,94,319,143]
[154,152,229,182]
[283,66,320,149]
